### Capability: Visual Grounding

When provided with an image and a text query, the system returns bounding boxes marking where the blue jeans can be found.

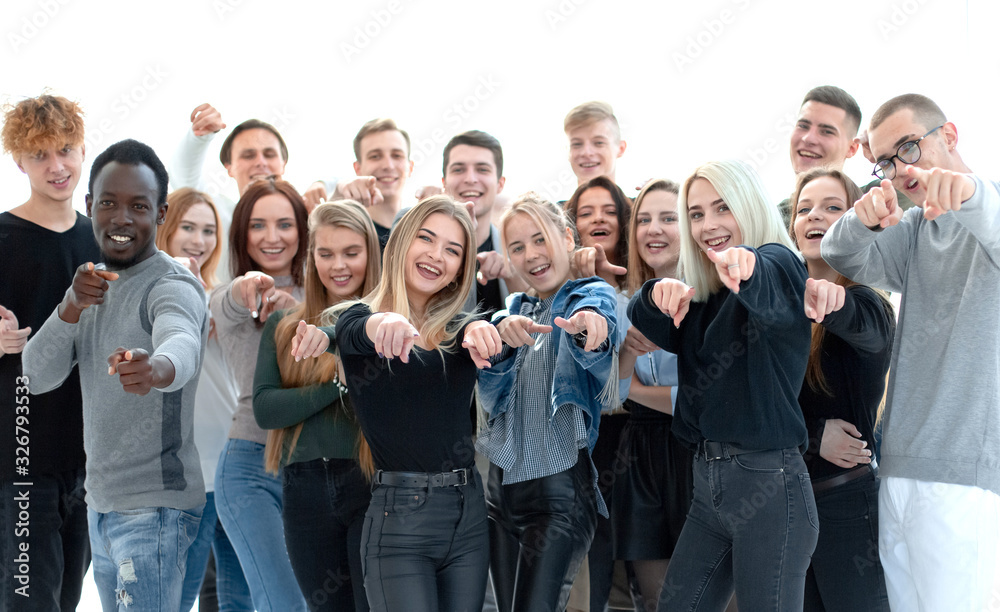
[283,458,372,612]
[0,469,90,612]
[88,504,204,611]
[214,438,306,612]
[362,469,489,612]
[804,474,889,611]
[658,446,819,612]
[180,491,254,611]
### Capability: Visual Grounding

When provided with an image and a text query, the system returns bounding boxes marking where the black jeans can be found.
[487,449,599,612]
[361,468,489,612]
[0,468,90,612]
[283,458,372,612]
[804,473,889,611]
[658,446,819,612]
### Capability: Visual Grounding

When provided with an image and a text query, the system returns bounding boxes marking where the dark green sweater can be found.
[252,310,358,467]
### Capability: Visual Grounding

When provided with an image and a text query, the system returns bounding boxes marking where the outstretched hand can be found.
[462,321,502,368]
[60,262,120,323]
[554,309,608,352]
[337,176,384,208]
[496,315,553,348]
[651,278,696,327]
[0,305,30,355]
[572,244,627,283]
[854,179,903,229]
[290,320,331,361]
[706,247,755,294]
[804,278,846,323]
[904,165,977,221]
[372,313,419,363]
[107,348,172,395]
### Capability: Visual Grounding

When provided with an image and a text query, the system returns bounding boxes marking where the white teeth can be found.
[460,191,481,198]
[799,151,821,158]
[333,275,351,282]
[261,248,283,254]
[805,230,825,239]
[906,179,918,189]
[51,177,69,185]
[110,235,131,244]
[529,264,549,274]
[648,242,667,248]
[417,263,441,275]
[591,230,608,237]
[706,237,728,247]
[580,162,599,168]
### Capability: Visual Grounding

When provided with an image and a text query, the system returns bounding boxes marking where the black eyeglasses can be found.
[871,125,943,180]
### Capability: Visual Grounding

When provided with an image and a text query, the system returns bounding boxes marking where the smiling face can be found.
[314,225,368,304]
[505,212,575,299]
[574,186,620,259]
[353,129,413,203]
[17,144,85,205]
[793,175,849,264]
[226,128,286,194]
[247,193,299,277]
[686,178,742,253]
[567,119,625,184]
[403,212,466,311]
[789,101,858,174]
[86,161,164,269]
[635,189,680,277]
[442,144,505,222]
[166,202,217,269]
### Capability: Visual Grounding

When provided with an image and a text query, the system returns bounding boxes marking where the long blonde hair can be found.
[158,187,223,289]
[677,160,799,301]
[263,201,382,474]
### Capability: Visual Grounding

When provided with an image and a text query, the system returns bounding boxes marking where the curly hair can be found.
[1,94,85,156]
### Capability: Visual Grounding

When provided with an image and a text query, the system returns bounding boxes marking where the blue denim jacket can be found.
[478,277,619,452]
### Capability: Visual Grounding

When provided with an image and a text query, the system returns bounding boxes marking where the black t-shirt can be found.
[374,222,391,256]
[798,286,894,480]
[336,303,478,473]
[0,212,100,480]
[475,232,503,317]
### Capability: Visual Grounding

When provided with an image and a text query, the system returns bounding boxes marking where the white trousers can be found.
[879,476,1000,611]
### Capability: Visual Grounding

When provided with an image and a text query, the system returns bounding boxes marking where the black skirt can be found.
[611,401,694,560]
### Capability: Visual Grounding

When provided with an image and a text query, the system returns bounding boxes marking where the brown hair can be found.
[229,178,309,292]
[352,118,410,160]
[219,119,288,166]
[157,188,223,289]
[2,94,85,156]
[789,168,873,396]
[264,200,382,475]
[801,85,862,136]
[870,93,947,134]
[564,176,631,289]
[626,179,680,293]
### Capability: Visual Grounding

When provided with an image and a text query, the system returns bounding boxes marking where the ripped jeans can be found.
[88,504,204,611]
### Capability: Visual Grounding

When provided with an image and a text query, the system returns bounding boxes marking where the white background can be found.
[3,0,998,609]
[3,0,999,216]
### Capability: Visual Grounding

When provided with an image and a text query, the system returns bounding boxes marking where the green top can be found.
[252,310,359,467]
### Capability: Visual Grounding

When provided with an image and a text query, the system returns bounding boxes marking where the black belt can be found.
[698,440,765,461]
[812,458,878,493]
[374,468,472,488]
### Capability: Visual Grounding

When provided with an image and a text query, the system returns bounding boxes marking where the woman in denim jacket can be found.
[469,192,619,612]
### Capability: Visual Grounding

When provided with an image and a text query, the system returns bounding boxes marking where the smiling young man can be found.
[441,130,527,315]
[564,101,627,188]
[821,94,1000,611]
[334,118,413,252]
[0,94,98,612]
[22,139,209,611]
[777,86,862,225]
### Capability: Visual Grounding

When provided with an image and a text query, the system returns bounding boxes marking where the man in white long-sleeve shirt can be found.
[821,93,1000,612]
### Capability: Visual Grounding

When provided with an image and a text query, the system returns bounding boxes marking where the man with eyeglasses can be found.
[821,93,1000,612]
